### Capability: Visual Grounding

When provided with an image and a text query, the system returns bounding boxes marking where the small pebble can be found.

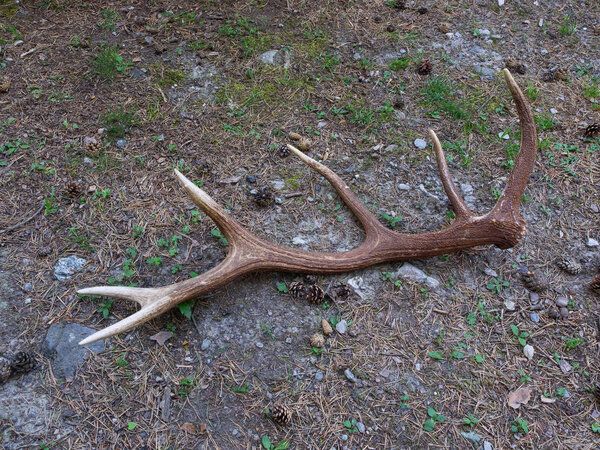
[336,320,348,334]
[483,441,493,450]
[530,312,540,323]
[559,307,569,318]
[414,139,427,150]
[555,296,568,307]
[255,342,264,348]
[201,339,212,351]
[529,292,539,304]
[586,238,599,247]
[398,183,410,191]
[356,422,366,433]
[344,369,356,382]
[315,371,324,382]
[550,108,558,114]
[116,139,127,149]
[341,434,348,441]
[245,174,256,184]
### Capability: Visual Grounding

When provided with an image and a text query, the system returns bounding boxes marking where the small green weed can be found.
[511,417,529,434]
[389,57,410,71]
[92,46,130,80]
[101,106,136,141]
[563,336,584,351]
[44,187,59,216]
[524,82,539,101]
[261,436,289,450]
[343,418,359,433]
[98,9,120,32]
[559,15,577,37]
[486,276,509,294]
[424,407,445,431]
[97,298,114,319]
[510,324,529,347]
[463,414,479,427]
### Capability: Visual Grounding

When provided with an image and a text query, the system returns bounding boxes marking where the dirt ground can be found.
[0,1,599,448]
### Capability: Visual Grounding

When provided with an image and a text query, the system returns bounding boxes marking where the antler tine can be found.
[77,286,169,307]
[428,129,472,220]
[287,144,381,234]
[493,69,538,217]
[174,169,249,243]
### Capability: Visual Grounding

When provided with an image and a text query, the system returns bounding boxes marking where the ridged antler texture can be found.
[78,70,537,345]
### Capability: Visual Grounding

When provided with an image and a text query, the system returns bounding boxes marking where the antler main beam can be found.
[78,69,537,345]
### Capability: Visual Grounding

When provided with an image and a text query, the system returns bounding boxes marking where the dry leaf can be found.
[541,396,556,404]
[559,359,572,373]
[150,331,173,345]
[198,423,207,434]
[180,422,197,434]
[508,387,532,409]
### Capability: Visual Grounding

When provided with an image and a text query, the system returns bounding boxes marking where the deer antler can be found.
[78,69,537,345]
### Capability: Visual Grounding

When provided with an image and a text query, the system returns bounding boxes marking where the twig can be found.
[0,203,44,234]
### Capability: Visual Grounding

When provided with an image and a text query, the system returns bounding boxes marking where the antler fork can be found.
[78,69,537,345]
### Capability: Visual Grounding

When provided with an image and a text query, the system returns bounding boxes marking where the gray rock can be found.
[530,292,539,304]
[83,157,95,166]
[530,312,540,323]
[144,36,154,44]
[555,296,568,307]
[0,380,59,443]
[270,180,285,191]
[315,370,324,382]
[344,369,356,382]
[201,338,212,351]
[397,183,410,191]
[42,323,105,379]
[116,139,127,149]
[356,422,366,433]
[414,138,427,149]
[586,238,599,247]
[54,256,86,281]
[341,434,348,441]
[460,431,483,445]
[394,263,440,289]
[130,67,148,80]
[483,441,493,450]
[336,320,348,334]
[258,49,291,68]
[245,174,256,184]
[475,65,496,78]
[461,183,474,195]
[255,341,264,348]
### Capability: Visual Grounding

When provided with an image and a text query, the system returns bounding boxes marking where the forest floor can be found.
[0,0,599,448]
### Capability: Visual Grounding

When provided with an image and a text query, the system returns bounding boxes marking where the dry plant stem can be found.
[78,69,537,346]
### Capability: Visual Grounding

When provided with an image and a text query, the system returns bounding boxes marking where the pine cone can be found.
[253,186,273,207]
[541,70,556,82]
[288,281,305,299]
[310,333,325,348]
[505,58,526,75]
[271,404,292,425]
[335,283,353,299]
[584,123,600,138]
[0,77,10,93]
[555,67,569,81]
[84,136,102,157]
[10,351,36,373]
[0,356,12,384]
[556,258,582,275]
[591,272,600,292]
[521,271,548,292]
[65,181,81,198]
[417,59,432,75]
[306,284,324,304]
[278,144,290,158]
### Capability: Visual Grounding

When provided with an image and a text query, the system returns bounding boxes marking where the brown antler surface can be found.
[78,69,537,345]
